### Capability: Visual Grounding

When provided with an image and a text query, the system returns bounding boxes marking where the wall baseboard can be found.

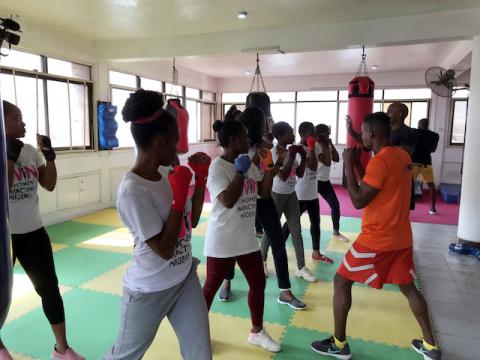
[42,201,116,227]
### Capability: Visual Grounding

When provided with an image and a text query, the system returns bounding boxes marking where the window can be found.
[222,88,431,146]
[47,58,91,80]
[186,87,200,99]
[140,77,162,92]
[1,50,92,149]
[111,88,135,148]
[109,71,137,88]
[110,72,216,146]
[296,102,337,141]
[451,99,468,145]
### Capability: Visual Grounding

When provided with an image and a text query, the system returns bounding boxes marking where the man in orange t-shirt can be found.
[311,112,440,360]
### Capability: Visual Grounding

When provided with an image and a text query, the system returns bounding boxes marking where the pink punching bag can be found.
[347,76,375,167]
[166,98,189,154]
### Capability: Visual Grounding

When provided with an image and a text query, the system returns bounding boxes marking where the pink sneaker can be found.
[51,347,85,360]
[0,348,13,360]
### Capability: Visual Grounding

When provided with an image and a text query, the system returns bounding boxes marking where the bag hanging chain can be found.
[249,53,267,93]
[355,46,369,77]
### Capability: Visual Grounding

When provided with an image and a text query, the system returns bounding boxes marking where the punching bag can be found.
[166,98,189,154]
[0,99,13,330]
[347,76,375,167]
[246,92,274,131]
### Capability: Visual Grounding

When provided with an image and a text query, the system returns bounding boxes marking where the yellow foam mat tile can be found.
[5,274,72,324]
[73,208,123,227]
[144,313,284,360]
[290,282,419,348]
[300,215,335,230]
[326,233,358,254]
[51,242,68,252]
[197,263,206,282]
[76,228,134,254]
[192,220,209,237]
[10,353,37,360]
[81,262,130,296]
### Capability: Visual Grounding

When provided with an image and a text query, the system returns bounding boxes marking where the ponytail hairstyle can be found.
[212,119,246,148]
[122,89,177,149]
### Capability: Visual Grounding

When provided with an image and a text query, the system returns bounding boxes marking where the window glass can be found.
[47,58,91,80]
[165,83,183,95]
[297,91,337,101]
[186,100,201,143]
[140,77,162,92]
[186,87,200,99]
[296,102,337,141]
[271,103,295,130]
[109,71,136,88]
[111,87,135,147]
[0,49,42,72]
[384,88,431,100]
[222,93,248,103]
[268,92,295,102]
[451,100,467,144]
[47,80,70,148]
[203,91,215,102]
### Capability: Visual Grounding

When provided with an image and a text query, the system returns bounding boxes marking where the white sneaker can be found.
[295,267,316,282]
[333,233,349,242]
[429,209,437,215]
[263,261,269,277]
[248,329,281,352]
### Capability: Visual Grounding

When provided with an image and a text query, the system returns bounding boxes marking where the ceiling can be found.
[139,40,472,78]
[1,0,479,40]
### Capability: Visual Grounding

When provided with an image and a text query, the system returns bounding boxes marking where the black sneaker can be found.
[311,337,352,359]
[278,293,306,310]
[412,339,441,360]
[218,286,231,302]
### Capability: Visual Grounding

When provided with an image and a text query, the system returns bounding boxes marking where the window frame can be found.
[0,63,94,151]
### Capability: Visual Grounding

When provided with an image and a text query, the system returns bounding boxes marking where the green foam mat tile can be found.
[1,288,121,360]
[46,221,118,245]
[51,247,131,287]
[273,326,419,360]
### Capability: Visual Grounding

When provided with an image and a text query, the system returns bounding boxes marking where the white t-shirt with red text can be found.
[205,157,259,258]
[9,144,45,234]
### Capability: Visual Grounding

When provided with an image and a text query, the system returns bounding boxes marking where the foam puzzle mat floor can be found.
[2,208,424,359]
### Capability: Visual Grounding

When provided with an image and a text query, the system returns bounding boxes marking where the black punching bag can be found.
[246,92,274,131]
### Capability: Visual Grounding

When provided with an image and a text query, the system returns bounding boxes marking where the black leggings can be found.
[12,227,65,325]
[225,198,292,290]
[282,199,320,251]
[317,180,340,232]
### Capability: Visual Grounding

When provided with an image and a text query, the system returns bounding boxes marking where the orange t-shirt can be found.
[356,146,413,251]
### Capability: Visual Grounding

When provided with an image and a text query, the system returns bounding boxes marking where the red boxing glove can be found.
[168,165,193,212]
[188,153,211,189]
[306,136,316,151]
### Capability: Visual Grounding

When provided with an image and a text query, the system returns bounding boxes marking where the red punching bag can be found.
[166,98,189,154]
[347,76,375,167]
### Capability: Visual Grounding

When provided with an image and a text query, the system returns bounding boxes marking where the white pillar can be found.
[458,34,480,243]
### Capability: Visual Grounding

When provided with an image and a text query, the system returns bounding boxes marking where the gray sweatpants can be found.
[262,192,305,270]
[103,259,212,360]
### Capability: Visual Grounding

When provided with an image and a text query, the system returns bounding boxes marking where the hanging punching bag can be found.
[347,76,375,167]
[0,99,13,330]
[166,98,189,154]
[246,92,274,131]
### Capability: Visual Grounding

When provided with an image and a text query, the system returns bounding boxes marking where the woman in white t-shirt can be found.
[266,122,316,282]
[203,119,281,353]
[315,124,349,243]
[104,90,212,360]
[1,101,85,360]
[283,122,334,263]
